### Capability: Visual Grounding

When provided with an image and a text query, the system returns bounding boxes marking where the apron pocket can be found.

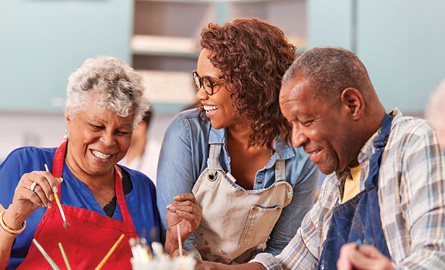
[239,205,282,248]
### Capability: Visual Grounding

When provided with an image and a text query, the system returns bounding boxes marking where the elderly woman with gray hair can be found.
[0,56,200,269]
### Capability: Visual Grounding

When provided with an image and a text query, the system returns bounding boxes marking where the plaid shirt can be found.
[252,108,445,269]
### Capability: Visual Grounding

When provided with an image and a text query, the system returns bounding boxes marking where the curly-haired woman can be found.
[157,18,319,264]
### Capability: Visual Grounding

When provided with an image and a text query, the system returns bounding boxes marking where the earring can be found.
[64,130,69,140]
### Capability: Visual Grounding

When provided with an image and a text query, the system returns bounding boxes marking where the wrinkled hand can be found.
[164,193,201,254]
[7,170,62,225]
[337,242,394,270]
[166,193,201,241]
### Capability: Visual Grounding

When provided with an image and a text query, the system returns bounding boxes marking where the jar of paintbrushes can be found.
[130,225,196,270]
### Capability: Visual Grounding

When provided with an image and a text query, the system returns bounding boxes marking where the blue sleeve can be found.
[0,147,54,269]
[264,148,319,256]
[0,150,22,208]
[156,113,203,241]
[0,146,54,215]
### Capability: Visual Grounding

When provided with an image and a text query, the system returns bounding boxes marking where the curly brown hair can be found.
[198,18,296,151]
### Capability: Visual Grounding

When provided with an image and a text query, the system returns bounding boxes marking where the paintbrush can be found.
[45,164,70,229]
[95,234,125,270]
[58,242,72,270]
[33,239,61,270]
[177,224,183,257]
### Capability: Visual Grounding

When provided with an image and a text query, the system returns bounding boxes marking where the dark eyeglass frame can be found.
[192,70,225,96]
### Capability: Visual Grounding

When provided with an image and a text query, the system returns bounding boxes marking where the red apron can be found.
[17,141,139,269]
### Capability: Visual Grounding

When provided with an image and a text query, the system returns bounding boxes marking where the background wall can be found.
[309,0,445,115]
[0,0,133,112]
[0,0,134,161]
[0,0,307,162]
[0,0,443,161]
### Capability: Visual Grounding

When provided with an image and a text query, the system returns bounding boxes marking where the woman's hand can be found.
[0,171,61,270]
[5,170,62,228]
[164,193,201,254]
[337,242,394,270]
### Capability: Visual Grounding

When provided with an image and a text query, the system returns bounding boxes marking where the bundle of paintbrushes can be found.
[33,234,124,270]
[130,226,196,270]
[130,242,196,270]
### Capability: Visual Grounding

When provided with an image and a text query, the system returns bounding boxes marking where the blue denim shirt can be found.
[156,109,319,256]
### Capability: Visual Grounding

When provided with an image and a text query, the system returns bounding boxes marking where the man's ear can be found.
[340,88,364,120]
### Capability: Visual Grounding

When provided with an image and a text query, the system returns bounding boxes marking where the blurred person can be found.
[120,107,161,183]
[195,47,445,269]
[157,18,319,264]
[425,79,445,151]
[0,56,199,269]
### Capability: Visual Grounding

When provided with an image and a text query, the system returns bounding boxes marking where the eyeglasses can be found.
[192,70,225,95]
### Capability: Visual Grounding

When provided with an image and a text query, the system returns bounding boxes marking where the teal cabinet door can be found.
[309,0,445,113]
[0,0,132,112]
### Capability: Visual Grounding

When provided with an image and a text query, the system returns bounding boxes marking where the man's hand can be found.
[337,242,394,270]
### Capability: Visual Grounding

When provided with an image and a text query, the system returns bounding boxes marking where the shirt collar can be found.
[208,126,295,161]
[336,108,402,180]
[358,108,402,164]
[208,126,225,144]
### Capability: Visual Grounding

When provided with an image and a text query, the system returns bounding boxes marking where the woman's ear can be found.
[65,108,71,130]
[340,88,364,120]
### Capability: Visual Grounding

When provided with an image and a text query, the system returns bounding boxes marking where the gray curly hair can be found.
[66,56,150,127]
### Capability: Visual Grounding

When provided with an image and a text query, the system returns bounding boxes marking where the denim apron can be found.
[317,114,393,270]
[192,143,293,264]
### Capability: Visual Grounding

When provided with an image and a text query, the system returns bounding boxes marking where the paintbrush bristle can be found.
[63,221,70,229]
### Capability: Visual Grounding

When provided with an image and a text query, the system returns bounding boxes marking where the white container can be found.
[131,255,196,270]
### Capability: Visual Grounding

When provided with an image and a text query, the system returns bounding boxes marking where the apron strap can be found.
[52,140,67,178]
[207,143,224,173]
[316,113,394,270]
[365,113,393,190]
[207,144,286,183]
[275,159,286,182]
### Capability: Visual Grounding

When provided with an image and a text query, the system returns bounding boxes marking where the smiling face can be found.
[195,49,241,130]
[65,92,134,180]
[280,74,359,174]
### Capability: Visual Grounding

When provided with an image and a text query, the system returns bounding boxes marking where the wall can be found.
[309,0,445,114]
[0,0,307,163]
[0,0,132,113]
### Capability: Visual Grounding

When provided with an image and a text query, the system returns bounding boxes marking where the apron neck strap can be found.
[208,143,286,183]
[52,140,68,178]
[51,140,133,225]
[275,159,286,182]
[207,143,224,171]
[365,113,394,189]
[373,113,393,150]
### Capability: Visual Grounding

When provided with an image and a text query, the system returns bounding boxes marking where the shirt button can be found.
[256,179,262,184]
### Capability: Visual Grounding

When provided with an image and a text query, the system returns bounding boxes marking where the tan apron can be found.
[192,143,293,264]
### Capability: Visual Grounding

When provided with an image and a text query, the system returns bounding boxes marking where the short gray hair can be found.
[426,79,445,130]
[282,47,375,106]
[66,56,150,127]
